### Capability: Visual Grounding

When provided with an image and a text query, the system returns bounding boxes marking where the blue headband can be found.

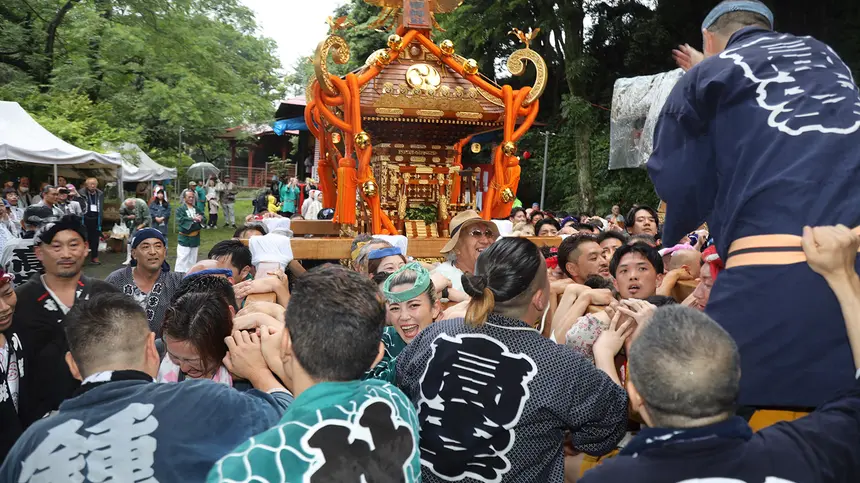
[183,268,235,279]
[703,1,774,30]
[130,228,170,272]
[368,247,402,261]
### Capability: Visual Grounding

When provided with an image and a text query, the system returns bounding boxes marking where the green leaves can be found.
[0,0,282,162]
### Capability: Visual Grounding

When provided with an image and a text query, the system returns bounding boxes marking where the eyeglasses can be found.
[468,229,496,239]
[165,348,203,368]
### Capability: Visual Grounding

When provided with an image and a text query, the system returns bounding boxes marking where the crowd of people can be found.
[2,1,860,481]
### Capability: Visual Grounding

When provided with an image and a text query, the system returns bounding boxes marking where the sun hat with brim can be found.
[441,210,499,254]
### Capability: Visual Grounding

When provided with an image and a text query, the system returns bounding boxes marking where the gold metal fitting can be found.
[354,131,371,149]
[501,187,514,203]
[363,180,378,197]
[331,132,342,144]
[440,39,455,56]
[463,58,479,75]
[376,50,392,66]
[502,141,517,156]
[470,142,482,153]
[387,34,402,50]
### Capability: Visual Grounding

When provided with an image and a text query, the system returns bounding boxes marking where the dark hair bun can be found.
[461,274,489,297]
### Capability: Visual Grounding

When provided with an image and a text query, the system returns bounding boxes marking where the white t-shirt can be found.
[431,261,465,292]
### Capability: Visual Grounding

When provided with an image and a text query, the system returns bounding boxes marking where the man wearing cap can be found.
[81,178,104,265]
[432,210,498,297]
[105,228,183,333]
[14,215,118,418]
[176,190,204,273]
[0,205,53,286]
[648,0,860,414]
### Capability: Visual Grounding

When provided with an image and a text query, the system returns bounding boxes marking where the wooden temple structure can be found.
[305,0,547,236]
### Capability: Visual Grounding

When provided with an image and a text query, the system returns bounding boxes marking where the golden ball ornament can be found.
[440,39,455,56]
[363,180,378,197]
[387,34,402,50]
[502,141,517,156]
[376,50,392,65]
[501,188,514,203]
[330,132,342,144]
[463,58,479,75]
[354,131,371,149]
[470,142,482,153]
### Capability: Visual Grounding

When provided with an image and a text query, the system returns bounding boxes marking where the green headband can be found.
[382,262,432,304]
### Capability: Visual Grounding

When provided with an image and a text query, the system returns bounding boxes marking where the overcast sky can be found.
[242,0,348,75]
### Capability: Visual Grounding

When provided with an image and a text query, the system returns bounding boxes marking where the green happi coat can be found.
[363,326,406,384]
[207,379,421,482]
[176,204,203,248]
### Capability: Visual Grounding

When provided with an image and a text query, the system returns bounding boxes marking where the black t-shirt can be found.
[13,275,119,421]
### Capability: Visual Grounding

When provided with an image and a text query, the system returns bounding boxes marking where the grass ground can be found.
[83,199,255,280]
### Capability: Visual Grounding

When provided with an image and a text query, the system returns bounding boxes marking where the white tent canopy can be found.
[107,142,177,182]
[0,101,121,168]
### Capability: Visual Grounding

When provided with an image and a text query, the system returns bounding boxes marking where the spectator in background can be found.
[529,210,544,226]
[606,204,625,226]
[219,175,238,228]
[105,228,182,333]
[82,178,103,266]
[278,177,300,218]
[120,197,152,266]
[194,180,207,216]
[433,210,498,293]
[15,178,33,209]
[1,205,55,286]
[301,190,323,221]
[149,190,171,239]
[176,190,204,273]
[34,185,63,218]
[3,189,23,231]
[206,192,220,229]
[57,185,82,217]
[135,181,151,201]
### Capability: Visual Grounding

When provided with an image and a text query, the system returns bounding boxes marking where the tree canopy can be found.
[0,0,283,169]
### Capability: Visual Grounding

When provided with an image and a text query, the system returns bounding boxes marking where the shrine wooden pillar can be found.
[247,146,255,185]
[230,141,237,181]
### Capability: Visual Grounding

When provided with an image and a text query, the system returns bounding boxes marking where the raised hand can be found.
[672,44,704,71]
[802,225,860,280]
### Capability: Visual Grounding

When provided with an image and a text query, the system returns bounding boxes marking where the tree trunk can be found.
[42,0,82,86]
[575,123,594,213]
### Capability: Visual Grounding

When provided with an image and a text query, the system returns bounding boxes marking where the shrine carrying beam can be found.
[239,236,564,260]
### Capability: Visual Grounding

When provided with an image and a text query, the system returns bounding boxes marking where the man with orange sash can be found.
[649,0,860,415]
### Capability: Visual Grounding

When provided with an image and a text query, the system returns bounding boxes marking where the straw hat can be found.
[441,210,499,254]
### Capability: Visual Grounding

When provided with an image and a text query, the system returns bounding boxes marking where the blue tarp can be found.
[273,117,308,135]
